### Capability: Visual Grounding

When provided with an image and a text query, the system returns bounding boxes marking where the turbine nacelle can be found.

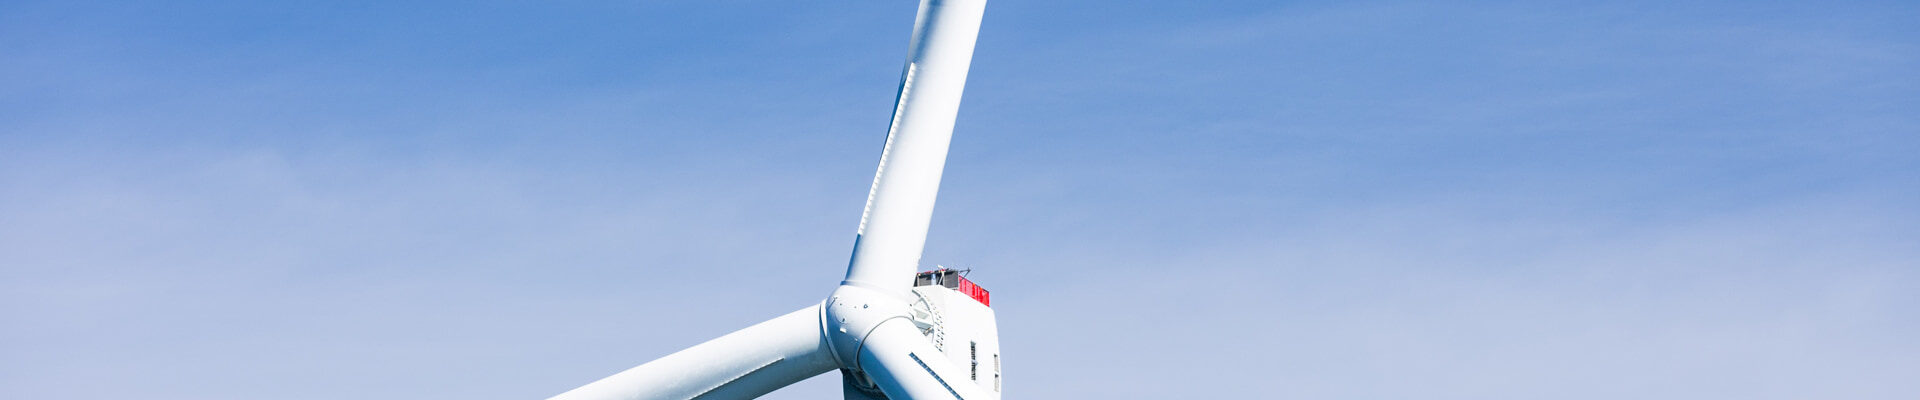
[825,270,1001,399]
[825,283,997,400]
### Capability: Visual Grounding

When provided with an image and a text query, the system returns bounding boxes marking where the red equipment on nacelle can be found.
[913,269,990,307]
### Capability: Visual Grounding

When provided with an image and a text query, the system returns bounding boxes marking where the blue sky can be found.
[3,1,1917,399]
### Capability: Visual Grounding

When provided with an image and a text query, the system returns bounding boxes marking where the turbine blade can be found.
[548,305,837,400]
[856,319,994,400]
[842,0,990,295]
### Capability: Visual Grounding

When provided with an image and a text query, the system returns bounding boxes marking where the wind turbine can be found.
[549,1,1000,399]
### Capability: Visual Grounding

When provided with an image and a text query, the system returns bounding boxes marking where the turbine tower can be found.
[548,1,999,399]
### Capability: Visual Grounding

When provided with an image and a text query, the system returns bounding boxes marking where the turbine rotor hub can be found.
[822,285,915,373]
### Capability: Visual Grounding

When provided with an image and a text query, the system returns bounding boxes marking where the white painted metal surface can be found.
[547,306,836,400]
[843,0,989,297]
[913,285,1000,396]
[855,318,995,400]
[548,0,995,398]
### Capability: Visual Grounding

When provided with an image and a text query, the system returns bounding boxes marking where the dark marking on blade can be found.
[908,352,964,400]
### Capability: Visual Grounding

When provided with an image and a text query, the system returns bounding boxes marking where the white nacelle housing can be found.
[910,269,1001,398]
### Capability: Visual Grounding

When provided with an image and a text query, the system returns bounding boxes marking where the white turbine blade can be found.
[548,305,837,400]
[843,0,989,295]
[855,320,994,400]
